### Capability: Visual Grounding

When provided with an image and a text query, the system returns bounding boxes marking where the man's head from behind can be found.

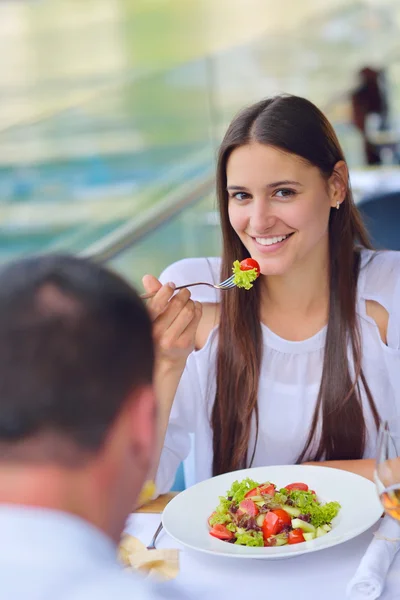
[0,254,155,540]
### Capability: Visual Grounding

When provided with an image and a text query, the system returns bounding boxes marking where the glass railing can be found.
[107,192,221,289]
[0,58,217,262]
[1,1,400,266]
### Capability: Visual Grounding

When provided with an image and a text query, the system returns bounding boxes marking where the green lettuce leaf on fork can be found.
[232,260,259,290]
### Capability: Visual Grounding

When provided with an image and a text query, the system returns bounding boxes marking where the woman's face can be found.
[226,142,345,276]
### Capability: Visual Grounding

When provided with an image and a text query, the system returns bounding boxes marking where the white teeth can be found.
[255,234,289,246]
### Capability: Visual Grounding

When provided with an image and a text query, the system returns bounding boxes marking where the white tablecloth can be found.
[125,514,400,600]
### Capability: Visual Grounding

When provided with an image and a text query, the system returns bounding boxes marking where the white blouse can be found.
[155,249,400,494]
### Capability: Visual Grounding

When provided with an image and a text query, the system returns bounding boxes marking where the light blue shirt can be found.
[0,505,193,600]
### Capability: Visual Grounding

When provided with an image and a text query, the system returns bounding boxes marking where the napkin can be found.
[346,516,400,599]
[118,533,180,581]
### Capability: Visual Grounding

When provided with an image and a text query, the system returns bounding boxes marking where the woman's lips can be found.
[251,232,294,253]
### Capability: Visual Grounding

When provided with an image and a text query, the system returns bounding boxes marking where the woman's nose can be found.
[250,198,277,231]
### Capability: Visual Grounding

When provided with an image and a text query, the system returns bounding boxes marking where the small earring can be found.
[336,201,340,210]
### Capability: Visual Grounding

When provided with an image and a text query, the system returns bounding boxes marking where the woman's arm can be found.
[304,459,375,481]
[142,275,202,481]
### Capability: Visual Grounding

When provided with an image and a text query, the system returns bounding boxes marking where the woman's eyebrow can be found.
[227,180,303,191]
[266,180,303,188]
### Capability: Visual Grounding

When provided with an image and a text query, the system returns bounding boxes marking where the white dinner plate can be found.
[162,464,382,559]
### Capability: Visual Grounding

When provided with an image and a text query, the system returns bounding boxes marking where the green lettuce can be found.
[273,492,288,505]
[225,478,261,504]
[208,511,232,527]
[235,531,264,547]
[209,478,260,527]
[213,494,233,515]
[284,489,341,528]
[310,501,341,528]
[232,261,258,290]
[282,489,315,508]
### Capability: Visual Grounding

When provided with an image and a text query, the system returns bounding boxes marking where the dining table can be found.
[126,493,400,600]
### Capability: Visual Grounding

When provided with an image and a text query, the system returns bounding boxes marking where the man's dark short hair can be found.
[0,254,154,458]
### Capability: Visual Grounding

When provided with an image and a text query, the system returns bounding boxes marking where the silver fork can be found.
[140,275,236,300]
[146,522,164,550]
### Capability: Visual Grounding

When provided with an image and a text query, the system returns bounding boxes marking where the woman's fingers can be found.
[152,288,192,338]
[142,274,202,364]
[142,274,176,321]
[157,300,202,358]
[173,300,203,350]
[142,274,162,295]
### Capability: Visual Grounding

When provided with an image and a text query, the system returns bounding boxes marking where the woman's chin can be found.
[258,257,294,277]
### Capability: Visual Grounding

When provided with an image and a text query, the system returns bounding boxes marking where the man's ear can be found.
[328,160,348,209]
[94,384,157,542]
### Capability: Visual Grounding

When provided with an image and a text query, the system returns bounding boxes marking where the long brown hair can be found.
[212,95,380,476]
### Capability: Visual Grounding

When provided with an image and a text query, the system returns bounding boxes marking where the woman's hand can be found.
[142,274,202,371]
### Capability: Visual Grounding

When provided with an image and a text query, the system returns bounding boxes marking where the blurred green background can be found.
[1,0,400,288]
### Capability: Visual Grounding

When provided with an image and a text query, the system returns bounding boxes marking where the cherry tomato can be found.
[284,482,309,492]
[239,498,259,516]
[239,258,260,276]
[288,529,305,544]
[262,509,291,539]
[209,524,234,541]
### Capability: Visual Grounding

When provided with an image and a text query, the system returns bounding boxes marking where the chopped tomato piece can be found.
[209,524,234,541]
[262,508,291,539]
[244,486,260,498]
[239,498,259,516]
[239,258,260,276]
[262,511,280,539]
[284,482,309,491]
[259,484,276,496]
[271,509,291,527]
[288,529,305,544]
[245,483,275,498]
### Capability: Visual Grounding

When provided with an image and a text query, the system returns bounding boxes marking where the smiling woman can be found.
[142,94,400,495]
[226,144,345,272]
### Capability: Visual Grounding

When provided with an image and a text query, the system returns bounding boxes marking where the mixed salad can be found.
[232,258,260,290]
[208,478,341,547]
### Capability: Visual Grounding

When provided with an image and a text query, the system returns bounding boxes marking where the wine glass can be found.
[375,416,400,522]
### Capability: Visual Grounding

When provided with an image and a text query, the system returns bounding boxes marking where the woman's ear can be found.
[328,160,348,209]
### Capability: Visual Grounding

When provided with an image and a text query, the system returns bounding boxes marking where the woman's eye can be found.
[274,188,295,199]
[232,192,250,201]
